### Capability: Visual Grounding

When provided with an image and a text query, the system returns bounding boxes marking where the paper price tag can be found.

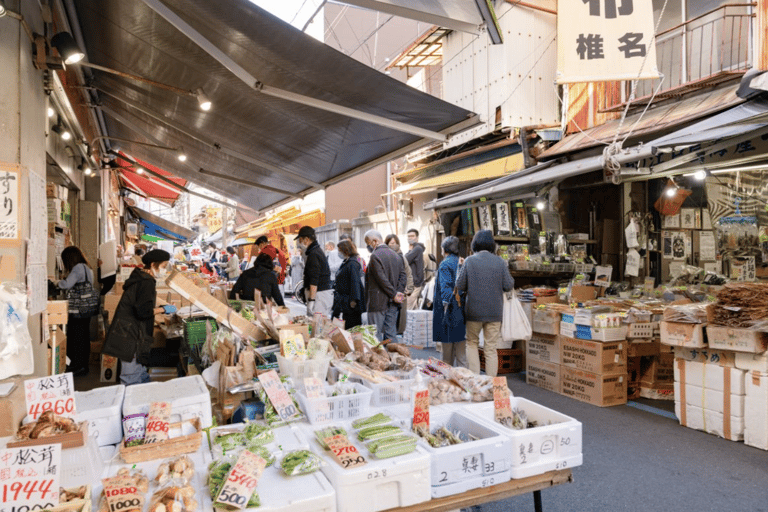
[215,450,266,510]
[24,373,76,420]
[303,377,326,399]
[102,475,143,512]
[412,389,430,430]
[493,377,513,426]
[258,371,300,421]
[324,434,366,469]
[0,443,60,510]
[143,401,171,444]
[427,357,452,377]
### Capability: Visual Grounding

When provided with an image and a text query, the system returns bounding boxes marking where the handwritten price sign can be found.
[102,475,143,512]
[412,389,430,430]
[493,377,513,426]
[303,377,326,399]
[143,402,171,444]
[24,373,76,420]
[258,371,300,422]
[324,434,366,469]
[0,443,61,510]
[215,450,266,510]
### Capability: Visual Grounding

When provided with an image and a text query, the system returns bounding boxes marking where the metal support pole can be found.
[533,490,543,512]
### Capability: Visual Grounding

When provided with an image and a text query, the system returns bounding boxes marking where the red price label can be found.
[493,377,513,426]
[216,450,266,510]
[27,398,75,419]
[303,377,326,399]
[324,434,366,469]
[143,402,171,444]
[24,374,76,420]
[1,479,55,502]
[413,389,430,430]
[258,371,300,422]
[102,475,144,512]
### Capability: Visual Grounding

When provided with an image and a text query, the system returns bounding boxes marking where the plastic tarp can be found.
[128,206,197,242]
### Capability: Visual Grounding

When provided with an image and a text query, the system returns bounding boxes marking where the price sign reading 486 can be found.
[0,443,61,510]
[24,373,76,420]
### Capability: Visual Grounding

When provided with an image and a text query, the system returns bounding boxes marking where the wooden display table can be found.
[383,469,573,512]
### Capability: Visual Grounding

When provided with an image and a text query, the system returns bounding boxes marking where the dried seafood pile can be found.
[709,283,768,330]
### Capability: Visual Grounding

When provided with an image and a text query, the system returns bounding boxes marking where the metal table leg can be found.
[533,490,543,512]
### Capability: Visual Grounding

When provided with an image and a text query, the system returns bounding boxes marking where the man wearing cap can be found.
[296,226,333,318]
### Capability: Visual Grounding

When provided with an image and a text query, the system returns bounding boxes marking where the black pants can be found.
[66,316,91,372]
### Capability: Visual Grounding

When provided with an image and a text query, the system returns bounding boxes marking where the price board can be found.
[24,373,76,420]
[303,377,326,399]
[215,450,266,510]
[143,402,171,444]
[412,389,430,430]
[258,371,300,422]
[324,434,366,469]
[0,443,61,511]
[102,474,143,512]
[493,377,513,426]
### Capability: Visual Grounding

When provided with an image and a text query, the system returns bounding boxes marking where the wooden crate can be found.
[479,348,523,374]
[8,422,88,450]
[51,485,92,512]
[119,417,201,463]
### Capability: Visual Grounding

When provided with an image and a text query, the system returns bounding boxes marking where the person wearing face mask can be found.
[385,234,414,335]
[405,229,425,310]
[325,241,344,288]
[332,240,365,328]
[364,229,406,342]
[103,249,176,385]
[295,226,333,318]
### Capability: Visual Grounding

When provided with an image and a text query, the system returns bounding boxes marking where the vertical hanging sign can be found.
[0,163,21,244]
[557,0,659,83]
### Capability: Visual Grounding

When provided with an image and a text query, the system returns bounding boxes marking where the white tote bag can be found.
[501,290,532,342]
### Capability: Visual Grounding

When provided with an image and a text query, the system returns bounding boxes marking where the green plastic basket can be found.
[183,316,218,347]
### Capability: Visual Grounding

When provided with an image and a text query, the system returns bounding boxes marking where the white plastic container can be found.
[122,375,212,428]
[61,432,105,488]
[297,383,373,425]
[298,422,430,512]
[417,411,512,498]
[75,384,125,446]
[462,399,583,479]
[351,370,417,407]
[277,355,332,387]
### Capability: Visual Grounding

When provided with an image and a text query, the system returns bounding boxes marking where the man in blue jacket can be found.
[364,229,406,342]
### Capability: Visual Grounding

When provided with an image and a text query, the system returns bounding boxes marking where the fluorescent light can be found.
[196,88,212,111]
[47,107,55,118]
[50,32,84,65]
[693,170,707,181]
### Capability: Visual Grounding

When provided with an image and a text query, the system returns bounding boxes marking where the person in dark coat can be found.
[385,234,414,335]
[229,253,285,306]
[364,229,406,342]
[296,226,333,317]
[103,249,176,385]
[433,236,467,367]
[332,240,365,329]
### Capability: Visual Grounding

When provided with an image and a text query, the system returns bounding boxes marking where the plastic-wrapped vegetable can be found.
[243,422,274,446]
[367,435,417,459]
[280,450,323,476]
[247,446,276,467]
[349,325,378,347]
[352,413,392,430]
[213,432,245,452]
[208,458,260,508]
[314,426,347,450]
[257,378,304,427]
[357,425,403,441]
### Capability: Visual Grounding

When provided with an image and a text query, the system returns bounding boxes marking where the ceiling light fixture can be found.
[84,168,93,177]
[47,107,55,118]
[136,167,145,174]
[177,151,187,162]
[196,88,212,111]
[50,32,84,65]
[665,187,677,198]
[0,1,6,17]
[693,170,707,181]
[536,200,546,210]
[61,128,72,141]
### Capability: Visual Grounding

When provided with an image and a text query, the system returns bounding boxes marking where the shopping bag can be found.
[501,290,531,342]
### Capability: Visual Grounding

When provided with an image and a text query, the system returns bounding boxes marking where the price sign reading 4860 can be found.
[0,443,61,510]
[24,373,76,420]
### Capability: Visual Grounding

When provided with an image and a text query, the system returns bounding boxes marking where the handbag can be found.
[501,290,532,342]
[66,269,99,318]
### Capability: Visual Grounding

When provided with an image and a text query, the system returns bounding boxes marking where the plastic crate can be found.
[352,369,421,407]
[297,383,373,425]
[277,355,333,386]
[627,322,654,339]
[560,322,627,342]
[463,398,583,479]
[479,348,523,374]
[182,316,217,347]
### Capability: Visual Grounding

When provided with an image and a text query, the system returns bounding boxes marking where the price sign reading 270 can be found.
[24,373,76,420]
[0,443,61,510]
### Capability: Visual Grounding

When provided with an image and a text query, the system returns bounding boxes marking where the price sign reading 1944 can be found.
[24,373,76,420]
[0,443,61,511]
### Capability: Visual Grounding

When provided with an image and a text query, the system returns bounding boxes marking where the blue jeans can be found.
[368,305,399,342]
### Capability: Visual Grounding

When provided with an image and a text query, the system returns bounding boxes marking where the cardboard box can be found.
[532,310,560,335]
[560,336,627,375]
[47,330,67,375]
[47,300,69,325]
[570,285,598,303]
[627,356,643,386]
[660,321,707,348]
[745,371,768,450]
[279,324,310,344]
[638,384,674,400]
[0,377,27,437]
[706,325,768,354]
[113,281,124,295]
[734,352,768,373]
[525,360,561,393]
[640,353,674,386]
[673,347,735,367]
[90,341,103,365]
[526,334,560,365]
[627,339,660,358]
[560,367,627,407]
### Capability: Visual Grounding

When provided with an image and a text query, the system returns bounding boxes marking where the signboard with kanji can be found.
[557,0,659,83]
[0,163,21,245]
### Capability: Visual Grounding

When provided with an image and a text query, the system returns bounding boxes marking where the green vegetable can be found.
[413,425,464,448]
[352,413,392,430]
[214,432,245,451]
[247,446,276,467]
[257,378,304,427]
[357,425,403,442]
[125,439,144,447]
[367,435,417,459]
[281,450,322,476]
[349,325,378,347]
[208,460,260,507]
[314,426,347,450]
[243,423,274,446]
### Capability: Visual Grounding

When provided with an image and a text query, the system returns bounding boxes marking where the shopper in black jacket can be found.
[229,253,285,306]
[103,250,176,385]
[332,240,365,328]
[295,226,332,317]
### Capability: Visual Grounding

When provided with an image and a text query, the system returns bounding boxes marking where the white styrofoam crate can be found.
[675,401,744,441]
[297,384,373,425]
[351,370,418,407]
[122,375,212,428]
[462,399,583,479]
[416,411,512,498]
[627,322,654,338]
[277,355,333,388]
[298,422,430,512]
[75,384,125,446]
[745,371,768,450]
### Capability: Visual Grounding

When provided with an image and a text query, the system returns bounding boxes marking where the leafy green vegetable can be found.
[352,413,392,430]
[281,450,322,476]
[208,460,260,507]
[314,426,347,450]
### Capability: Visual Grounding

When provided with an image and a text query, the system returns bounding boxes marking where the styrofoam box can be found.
[673,360,746,394]
[735,352,768,373]
[298,421,430,512]
[673,381,745,416]
[745,372,768,450]
[75,384,125,446]
[675,401,744,441]
[462,399,582,479]
[122,375,212,428]
[416,411,511,498]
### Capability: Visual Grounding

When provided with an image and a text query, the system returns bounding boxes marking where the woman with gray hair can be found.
[432,236,467,367]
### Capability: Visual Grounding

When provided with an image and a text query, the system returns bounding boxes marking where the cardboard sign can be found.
[0,443,61,509]
[258,371,300,421]
[103,474,143,512]
[303,377,326,399]
[324,434,366,469]
[24,373,76,420]
[493,377,513,426]
[412,389,430,430]
[143,401,171,444]
[215,450,266,509]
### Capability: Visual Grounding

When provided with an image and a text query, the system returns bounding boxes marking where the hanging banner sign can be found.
[557,0,660,83]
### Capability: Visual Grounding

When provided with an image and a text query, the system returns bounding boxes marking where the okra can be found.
[352,412,392,430]
[357,425,403,441]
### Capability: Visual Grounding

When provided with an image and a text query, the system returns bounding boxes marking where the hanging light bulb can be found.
[196,88,212,111]
[84,168,93,177]
[694,170,707,181]
[136,167,145,174]
[177,151,187,162]
[0,1,6,17]
[665,187,677,198]
[47,107,55,118]
[50,32,84,65]
[60,126,72,140]
[536,200,546,210]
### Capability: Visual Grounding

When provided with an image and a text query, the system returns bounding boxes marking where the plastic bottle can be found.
[410,368,429,428]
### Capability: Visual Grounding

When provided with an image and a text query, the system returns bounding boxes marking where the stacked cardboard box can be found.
[403,310,433,348]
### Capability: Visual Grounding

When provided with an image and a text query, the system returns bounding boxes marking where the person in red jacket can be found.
[255,235,288,293]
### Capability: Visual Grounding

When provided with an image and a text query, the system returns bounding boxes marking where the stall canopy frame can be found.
[128,205,198,242]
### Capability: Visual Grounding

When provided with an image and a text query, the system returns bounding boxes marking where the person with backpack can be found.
[405,229,425,310]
